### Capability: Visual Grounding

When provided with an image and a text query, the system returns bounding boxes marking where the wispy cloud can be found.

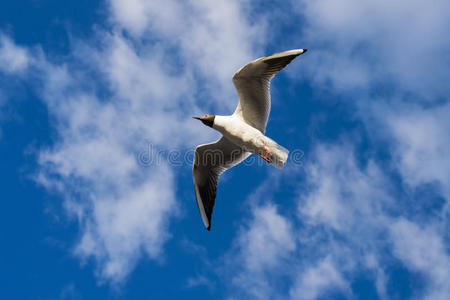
[0,34,32,139]
[0,34,30,73]
[293,0,450,98]
[390,218,450,300]
[225,204,296,299]
[385,103,450,201]
[108,0,266,110]
[289,256,348,300]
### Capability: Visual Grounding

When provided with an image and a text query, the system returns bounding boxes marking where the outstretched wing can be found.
[193,137,250,230]
[232,49,307,133]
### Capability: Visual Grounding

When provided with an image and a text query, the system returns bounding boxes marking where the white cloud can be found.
[108,0,266,111]
[299,143,388,231]
[0,34,30,73]
[185,275,214,290]
[238,205,296,273]
[294,0,450,97]
[385,103,450,202]
[294,142,449,299]
[390,218,450,300]
[34,41,184,281]
[73,166,176,282]
[227,204,295,299]
[0,35,33,139]
[289,256,347,300]
[291,143,390,299]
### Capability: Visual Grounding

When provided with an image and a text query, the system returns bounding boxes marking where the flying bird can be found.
[193,49,307,230]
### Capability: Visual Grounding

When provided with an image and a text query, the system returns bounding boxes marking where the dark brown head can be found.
[193,115,215,127]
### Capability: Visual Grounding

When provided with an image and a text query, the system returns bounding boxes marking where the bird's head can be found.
[192,115,215,128]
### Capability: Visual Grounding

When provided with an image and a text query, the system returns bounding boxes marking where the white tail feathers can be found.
[258,135,289,169]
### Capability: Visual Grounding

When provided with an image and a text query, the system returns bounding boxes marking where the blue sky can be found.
[1,0,449,299]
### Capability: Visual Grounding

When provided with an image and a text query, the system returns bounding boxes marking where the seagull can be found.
[193,49,307,230]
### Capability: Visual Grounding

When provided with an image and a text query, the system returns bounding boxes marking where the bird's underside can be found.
[193,49,307,230]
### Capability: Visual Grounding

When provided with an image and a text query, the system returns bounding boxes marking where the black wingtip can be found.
[206,226,211,231]
[303,49,308,53]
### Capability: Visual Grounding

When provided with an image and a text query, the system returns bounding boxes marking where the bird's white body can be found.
[213,115,288,169]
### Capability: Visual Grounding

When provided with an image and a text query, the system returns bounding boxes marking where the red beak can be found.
[192,117,201,120]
